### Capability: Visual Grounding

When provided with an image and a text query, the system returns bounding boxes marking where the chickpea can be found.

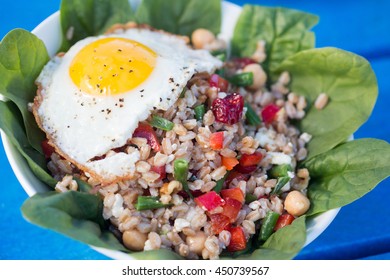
[191,28,215,49]
[284,190,310,216]
[242,63,267,91]
[186,231,207,255]
[122,229,147,251]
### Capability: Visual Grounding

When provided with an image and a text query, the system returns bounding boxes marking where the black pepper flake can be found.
[97,84,100,88]
[120,67,124,70]
[153,106,156,110]
[118,49,122,52]
[112,139,115,142]
[115,103,118,106]
[167,98,171,101]
[81,102,84,106]
[119,104,123,108]
[100,89,103,93]
[104,64,107,67]
[169,77,174,83]
[129,69,133,73]
[128,59,132,62]
[159,97,162,102]
[67,125,70,128]
[87,75,91,79]
[141,95,144,97]
[176,83,180,87]
[119,98,124,102]
[101,109,105,112]
[112,74,117,77]
[140,89,144,92]
[106,109,112,114]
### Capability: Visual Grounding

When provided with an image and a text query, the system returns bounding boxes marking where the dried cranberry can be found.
[212,93,244,125]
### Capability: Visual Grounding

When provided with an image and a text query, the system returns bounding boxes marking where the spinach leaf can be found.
[231,5,318,80]
[136,0,221,37]
[0,101,57,187]
[221,216,306,260]
[21,191,127,251]
[278,48,378,160]
[304,139,390,216]
[0,29,49,153]
[60,0,134,51]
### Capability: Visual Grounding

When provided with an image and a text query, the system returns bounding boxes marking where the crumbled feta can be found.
[255,128,275,147]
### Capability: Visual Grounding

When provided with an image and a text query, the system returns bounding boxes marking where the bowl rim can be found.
[1,0,340,260]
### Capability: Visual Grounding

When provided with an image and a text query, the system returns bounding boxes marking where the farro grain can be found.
[218,230,231,247]
[242,220,256,234]
[315,93,329,110]
[210,166,227,181]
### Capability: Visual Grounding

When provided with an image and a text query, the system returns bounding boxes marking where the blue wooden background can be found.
[0,0,389,259]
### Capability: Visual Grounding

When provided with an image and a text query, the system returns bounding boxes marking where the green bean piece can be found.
[259,211,280,241]
[244,102,261,126]
[179,88,186,98]
[245,193,257,204]
[270,176,291,195]
[228,72,254,87]
[213,170,230,193]
[135,196,172,211]
[150,115,174,131]
[269,164,293,178]
[174,159,192,198]
[215,68,226,77]
[194,104,206,122]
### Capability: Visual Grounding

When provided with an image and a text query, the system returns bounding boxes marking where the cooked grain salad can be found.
[45,24,312,260]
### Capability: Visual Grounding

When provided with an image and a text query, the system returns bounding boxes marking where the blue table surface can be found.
[0,0,389,260]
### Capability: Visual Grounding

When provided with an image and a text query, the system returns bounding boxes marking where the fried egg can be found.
[33,26,223,183]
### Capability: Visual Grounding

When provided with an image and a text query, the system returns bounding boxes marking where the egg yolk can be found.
[69,37,157,96]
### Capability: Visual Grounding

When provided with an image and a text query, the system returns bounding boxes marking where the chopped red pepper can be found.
[209,131,224,150]
[41,139,55,159]
[221,156,239,171]
[274,213,295,231]
[222,198,242,222]
[221,187,245,204]
[239,152,263,167]
[133,122,161,152]
[210,213,231,234]
[261,104,280,125]
[194,191,225,211]
[209,74,229,92]
[150,165,166,180]
[227,226,247,252]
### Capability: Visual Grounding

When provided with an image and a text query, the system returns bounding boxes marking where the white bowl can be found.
[1,1,339,260]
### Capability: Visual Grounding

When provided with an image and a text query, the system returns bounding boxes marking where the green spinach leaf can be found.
[136,0,221,37]
[304,139,390,216]
[231,5,318,80]
[60,0,134,51]
[22,191,127,251]
[0,101,57,187]
[277,47,378,160]
[0,29,49,153]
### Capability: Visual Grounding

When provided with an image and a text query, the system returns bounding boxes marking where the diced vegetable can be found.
[210,213,230,234]
[259,211,280,241]
[179,88,186,98]
[173,159,192,198]
[227,226,247,252]
[194,191,225,211]
[209,73,229,92]
[211,49,227,62]
[239,152,263,167]
[261,104,280,124]
[133,122,161,152]
[212,93,244,125]
[269,164,292,178]
[270,176,290,195]
[210,131,224,150]
[135,196,172,211]
[221,187,245,204]
[244,102,261,126]
[150,115,174,131]
[235,164,257,174]
[221,156,239,171]
[150,165,166,180]
[228,72,254,87]
[245,193,257,204]
[224,170,249,188]
[222,197,242,222]
[41,139,55,159]
[194,104,206,122]
[274,213,295,231]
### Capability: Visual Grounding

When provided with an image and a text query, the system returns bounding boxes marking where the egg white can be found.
[34,27,223,183]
